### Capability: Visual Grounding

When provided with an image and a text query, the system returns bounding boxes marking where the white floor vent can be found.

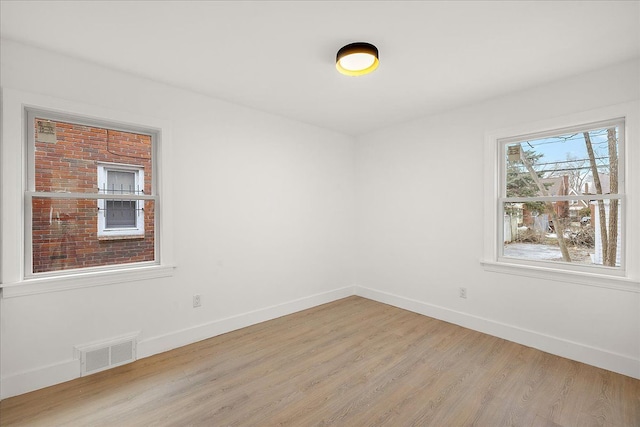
[75,333,138,376]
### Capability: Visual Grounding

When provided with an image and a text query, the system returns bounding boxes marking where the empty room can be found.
[0,1,638,426]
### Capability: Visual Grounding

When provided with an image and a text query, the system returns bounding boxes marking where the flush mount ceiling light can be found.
[336,42,379,76]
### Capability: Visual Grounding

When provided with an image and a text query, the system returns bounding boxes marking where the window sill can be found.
[480,260,639,292]
[98,234,145,241]
[1,264,175,298]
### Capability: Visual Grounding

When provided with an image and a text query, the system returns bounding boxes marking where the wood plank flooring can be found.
[1,296,638,426]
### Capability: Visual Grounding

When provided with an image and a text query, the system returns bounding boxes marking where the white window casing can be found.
[0,88,174,297]
[482,101,640,291]
[97,163,145,238]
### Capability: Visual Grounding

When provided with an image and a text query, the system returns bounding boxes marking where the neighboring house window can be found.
[498,118,624,272]
[97,164,145,237]
[26,110,157,276]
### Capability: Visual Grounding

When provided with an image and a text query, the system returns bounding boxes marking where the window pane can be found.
[32,197,155,273]
[502,199,621,267]
[105,200,137,228]
[106,170,137,194]
[34,118,152,194]
[505,126,618,198]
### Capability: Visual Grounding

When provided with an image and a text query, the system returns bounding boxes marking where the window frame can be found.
[482,102,640,290]
[97,162,145,238]
[24,110,158,278]
[497,118,625,273]
[0,88,174,297]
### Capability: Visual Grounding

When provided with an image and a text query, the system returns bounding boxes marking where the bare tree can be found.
[606,128,618,266]
[519,145,571,262]
[584,131,618,267]
[547,154,589,195]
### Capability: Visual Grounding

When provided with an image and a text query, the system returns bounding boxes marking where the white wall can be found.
[0,40,356,398]
[355,59,640,378]
[1,38,638,399]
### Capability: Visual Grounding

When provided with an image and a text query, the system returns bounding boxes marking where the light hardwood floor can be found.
[1,296,638,426]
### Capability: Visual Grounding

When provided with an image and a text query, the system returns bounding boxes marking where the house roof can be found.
[583,173,612,195]
[1,1,638,135]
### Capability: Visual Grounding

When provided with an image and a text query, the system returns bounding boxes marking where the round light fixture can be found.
[336,42,379,76]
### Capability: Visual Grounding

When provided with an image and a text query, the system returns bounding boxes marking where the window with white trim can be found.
[26,110,157,276]
[97,163,145,238]
[498,118,624,273]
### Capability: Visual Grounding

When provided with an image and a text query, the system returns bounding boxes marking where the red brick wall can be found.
[32,119,155,273]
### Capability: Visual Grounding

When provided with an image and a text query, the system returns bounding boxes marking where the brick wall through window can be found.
[32,119,155,273]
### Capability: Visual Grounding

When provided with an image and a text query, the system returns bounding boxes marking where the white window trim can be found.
[482,101,640,290]
[0,88,174,297]
[24,110,157,276]
[97,162,145,238]
[497,117,626,272]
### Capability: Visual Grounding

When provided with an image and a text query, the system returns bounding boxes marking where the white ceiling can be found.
[1,1,639,135]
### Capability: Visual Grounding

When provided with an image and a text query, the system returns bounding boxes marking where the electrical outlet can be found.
[459,287,467,299]
[193,294,202,308]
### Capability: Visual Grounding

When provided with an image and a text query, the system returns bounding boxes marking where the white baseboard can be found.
[0,286,355,400]
[354,285,640,379]
[1,359,79,399]
[4,284,635,400]
[137,286,356,359]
